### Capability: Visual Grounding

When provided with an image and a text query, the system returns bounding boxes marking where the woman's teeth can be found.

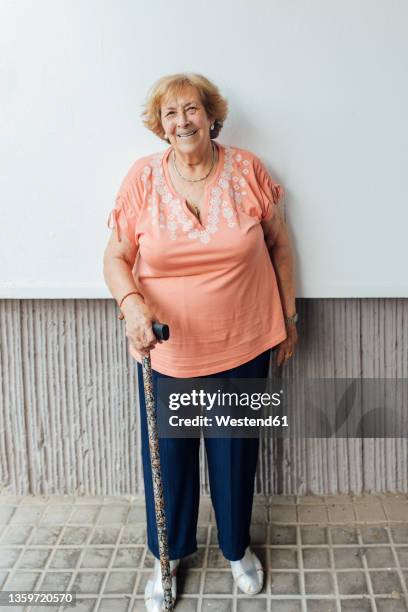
[178,130,197,138]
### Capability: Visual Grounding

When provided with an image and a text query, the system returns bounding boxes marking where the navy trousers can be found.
[137,349,271,561]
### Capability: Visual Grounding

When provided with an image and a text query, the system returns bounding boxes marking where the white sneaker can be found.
[230,547,264,595]
[144,557,179,611]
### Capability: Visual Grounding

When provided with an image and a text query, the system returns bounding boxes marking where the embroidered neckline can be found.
[142,144,249,244]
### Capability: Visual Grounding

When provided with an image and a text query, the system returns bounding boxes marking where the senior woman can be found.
[103,73,297,610]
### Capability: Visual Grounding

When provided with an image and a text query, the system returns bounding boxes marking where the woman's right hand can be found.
[121,299,160,357]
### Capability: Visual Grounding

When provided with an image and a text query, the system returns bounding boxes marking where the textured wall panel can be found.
[0,298,407,495]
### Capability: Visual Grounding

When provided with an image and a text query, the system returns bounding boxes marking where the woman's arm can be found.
[103,233,158,356]
[261,205,298,365]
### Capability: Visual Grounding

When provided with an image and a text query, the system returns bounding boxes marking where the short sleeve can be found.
[253,157,284,221]
[107,159,148,244]
[107,191,138,244]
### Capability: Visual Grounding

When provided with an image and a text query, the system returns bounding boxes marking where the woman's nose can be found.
[177,111,189,126]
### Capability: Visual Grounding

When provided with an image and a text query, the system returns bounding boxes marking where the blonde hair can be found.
[141,73,228,143]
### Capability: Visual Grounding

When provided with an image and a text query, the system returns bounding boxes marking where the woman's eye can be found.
[187,107,197,112]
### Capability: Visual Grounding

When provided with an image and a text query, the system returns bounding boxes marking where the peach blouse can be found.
[107,142,286,377]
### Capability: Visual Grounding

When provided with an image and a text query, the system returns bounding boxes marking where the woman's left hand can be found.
[276,325,298,367]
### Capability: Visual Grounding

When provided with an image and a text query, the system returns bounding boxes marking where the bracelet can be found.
[284,313,298,326]
[117,291,144,320]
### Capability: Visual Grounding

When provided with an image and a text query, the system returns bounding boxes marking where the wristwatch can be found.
[284,313,298,326]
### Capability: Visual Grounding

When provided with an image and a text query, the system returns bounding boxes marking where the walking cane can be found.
[141,321,174,611]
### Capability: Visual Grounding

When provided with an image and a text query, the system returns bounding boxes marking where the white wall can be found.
[2,0,408,298]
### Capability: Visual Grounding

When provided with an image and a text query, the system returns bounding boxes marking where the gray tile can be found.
[391,525,408,543]
[167,599,198,611]
[177,569,201,594]
[250,524,267,545]
[97,505,129,525]
[127,505,146,523]
[270,505,297,523]
[91,526,121,545]
[17,548,51,569]
[197,526,208,544]
[143,548,157,568]
[62,599,96,612]
[4,571,42,590]
[270,526,297,545]
[210,526,218,545]
[360,527,389,544]
[202,600,232,612]
[354,502,386,522]
[60,526,91,545]
[40,571,72,590]
[113,547,144,568]
[337,571,368,595]
[0,571,7,588]
[298,506,328,523]
[9,505,44,524]
[41,505,73,524]
[252,546,267,567]
[340,599,373,611]
[103,570,137,594]
[300,496,326,505]
[0,506,16,523]
[328,504,356,523]
[370,570,403,594]
[0,525,32,545]
[69,506,100,524]
[261,601,301,611]
[271,495,297,505]
[331,527,359,545]
[397,547,408,567]
[121,524,146,545]
[301,527,328,545]
[72,571,105,594]
[29,526,62,545]
[76,496,105,505]
[270,548,298,569]
[382,500,408,521]
[135,571,149,594]
[207,547,229,569]
[302,548,331,569]
[0,548,21,569]
[204,570,233,594]
[307,600,337,612]
[365,547,395,568]
[270,571,300,595]
[252,502,268,522]
[47,495,76,504]
[182,548,206,570]
[236,601,267,611]
[333,547,365,569]
[0,496,21,505]
[375,599,408,612]
[50,548,82,569]
[304,572,335,595]
[99,597,130,612]
[81,547,113,568]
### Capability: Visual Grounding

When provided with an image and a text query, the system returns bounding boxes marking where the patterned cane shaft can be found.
[142,355,174,611]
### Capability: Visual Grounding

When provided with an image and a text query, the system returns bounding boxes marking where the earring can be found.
[210,124,215,130]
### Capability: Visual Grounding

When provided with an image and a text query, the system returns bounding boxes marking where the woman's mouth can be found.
[177,130,198,139]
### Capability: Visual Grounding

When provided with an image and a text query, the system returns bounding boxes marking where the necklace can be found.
[172,142,216,183]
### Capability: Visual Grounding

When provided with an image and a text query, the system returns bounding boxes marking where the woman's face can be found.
[160,86,213,154]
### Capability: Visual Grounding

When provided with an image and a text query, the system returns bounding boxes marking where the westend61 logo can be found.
[168,389,283,411]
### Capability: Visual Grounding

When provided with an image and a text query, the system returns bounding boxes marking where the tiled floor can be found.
[0,493,408,611]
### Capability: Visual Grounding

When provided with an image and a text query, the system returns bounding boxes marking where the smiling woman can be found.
[103,72,298,611]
